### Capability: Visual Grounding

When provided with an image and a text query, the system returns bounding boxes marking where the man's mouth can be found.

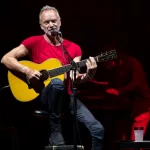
[48,28,57,32]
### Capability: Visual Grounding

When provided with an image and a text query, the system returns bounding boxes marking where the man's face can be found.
[40,10,61,36]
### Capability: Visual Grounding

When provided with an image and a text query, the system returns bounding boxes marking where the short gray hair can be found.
[39,5,60,23]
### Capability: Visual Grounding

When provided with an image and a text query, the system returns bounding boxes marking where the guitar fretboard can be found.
[48,64,72,78]
[48,50,117,78]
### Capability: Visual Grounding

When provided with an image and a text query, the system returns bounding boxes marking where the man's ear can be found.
[40,24,44,30]
[59,18,61,27]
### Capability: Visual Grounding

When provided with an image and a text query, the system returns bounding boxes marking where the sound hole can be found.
[40,70,49,81]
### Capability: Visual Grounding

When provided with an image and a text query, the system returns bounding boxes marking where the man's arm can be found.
[1,44,29,73]
[1,44,41,80]
[70,56,97,83]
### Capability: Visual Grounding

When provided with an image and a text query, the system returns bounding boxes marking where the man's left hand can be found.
[86,56,97,78]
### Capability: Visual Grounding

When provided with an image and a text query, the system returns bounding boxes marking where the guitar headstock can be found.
[96,49,117,62]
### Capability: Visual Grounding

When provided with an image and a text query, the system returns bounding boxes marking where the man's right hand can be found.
[22,66,42,81]
[22,66,45,92]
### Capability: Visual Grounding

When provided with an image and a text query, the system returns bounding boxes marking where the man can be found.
[1,5,104,150]
[102,50,150,149]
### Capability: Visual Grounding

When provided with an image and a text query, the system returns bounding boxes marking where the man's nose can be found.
[49,21,54,27]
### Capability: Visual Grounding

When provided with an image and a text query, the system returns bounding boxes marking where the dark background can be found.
[1,0,150,85]
[0,0,150,150]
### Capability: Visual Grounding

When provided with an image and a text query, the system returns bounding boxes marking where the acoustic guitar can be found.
[8,49,117,102]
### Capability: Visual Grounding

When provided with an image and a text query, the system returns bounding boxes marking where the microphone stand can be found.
[56,35,78,150]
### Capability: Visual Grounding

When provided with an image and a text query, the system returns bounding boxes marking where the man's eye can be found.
[44,20,57,24]
[51,20,57,23]
[44,21,49,25]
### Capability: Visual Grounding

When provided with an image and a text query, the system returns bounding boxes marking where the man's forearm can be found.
[1,56,28,74]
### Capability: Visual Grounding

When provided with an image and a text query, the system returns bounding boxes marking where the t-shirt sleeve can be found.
[21,36,39,51]
[75,44,82,57]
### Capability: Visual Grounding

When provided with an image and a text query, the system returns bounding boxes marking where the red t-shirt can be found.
[21,35,82,94]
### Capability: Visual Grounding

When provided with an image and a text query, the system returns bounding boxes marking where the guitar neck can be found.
[48,57,105,78]
[48,64,71,78]
[48,50,117,78]
[76,55,115,68]
[47,59,92,78]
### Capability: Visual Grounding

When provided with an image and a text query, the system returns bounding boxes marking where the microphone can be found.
[51,30,62,37]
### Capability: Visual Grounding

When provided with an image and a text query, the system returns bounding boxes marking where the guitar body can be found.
[8,58,65,102]
[7,49,117,102]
